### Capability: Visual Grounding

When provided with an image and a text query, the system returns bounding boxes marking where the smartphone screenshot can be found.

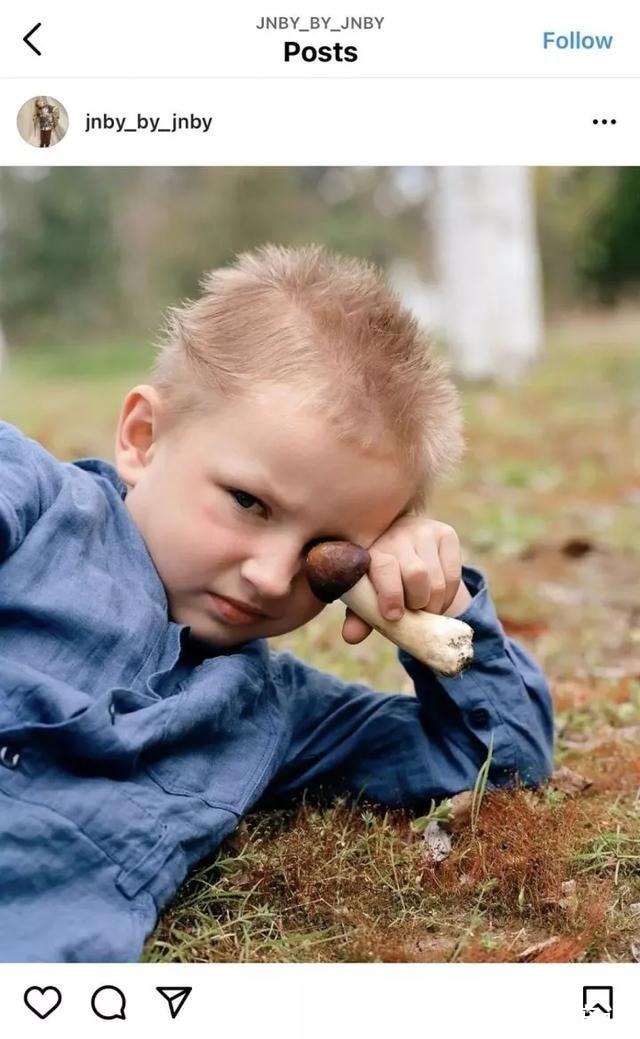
[0,2,638,1035]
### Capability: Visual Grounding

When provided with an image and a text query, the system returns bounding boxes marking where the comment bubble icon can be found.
[91,985,127,1020]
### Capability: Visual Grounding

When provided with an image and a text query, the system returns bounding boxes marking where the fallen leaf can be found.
[446,791,474,833]
[518,936,561,961]
[538,582,585,606]
[530,934,591,962]
[543,880,578,916]
[615,726,640,743]
[422,821,452,863]
[560,725,640,752]
[560,735,612,752]
[549,767,593,795]
[561,538,596,558]
[590,666,640,681]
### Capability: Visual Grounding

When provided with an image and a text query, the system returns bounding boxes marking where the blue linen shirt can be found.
[0,420,554,961]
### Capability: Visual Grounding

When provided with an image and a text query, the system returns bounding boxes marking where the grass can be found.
[470,736,494,834]
[2,308,639,962]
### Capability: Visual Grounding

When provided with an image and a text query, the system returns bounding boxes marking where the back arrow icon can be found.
[23,23,42,56]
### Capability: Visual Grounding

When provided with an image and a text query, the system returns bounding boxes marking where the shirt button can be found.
[469,707,490,727]
[0,745,21,769]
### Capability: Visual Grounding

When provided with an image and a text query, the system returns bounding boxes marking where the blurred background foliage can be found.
[2,166,640,349]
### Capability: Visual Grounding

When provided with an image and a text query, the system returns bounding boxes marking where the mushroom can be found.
[305,540,474,677]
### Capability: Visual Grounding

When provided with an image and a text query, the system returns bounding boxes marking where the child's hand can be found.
[341,516,472,644]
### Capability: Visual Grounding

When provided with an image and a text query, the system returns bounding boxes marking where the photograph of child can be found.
[0,167,636,964]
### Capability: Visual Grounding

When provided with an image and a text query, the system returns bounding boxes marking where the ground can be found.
[2,309,638,962]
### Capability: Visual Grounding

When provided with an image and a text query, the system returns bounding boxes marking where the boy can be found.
[0,245,553,962]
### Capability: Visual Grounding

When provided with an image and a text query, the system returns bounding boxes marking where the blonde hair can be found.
[150,244,465,511]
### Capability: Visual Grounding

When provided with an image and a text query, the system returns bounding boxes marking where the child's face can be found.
[116,383,417,649]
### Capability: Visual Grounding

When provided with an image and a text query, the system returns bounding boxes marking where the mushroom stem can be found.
[304,539,474,676]
[341,573,474,677]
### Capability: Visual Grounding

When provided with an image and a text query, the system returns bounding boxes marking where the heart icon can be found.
[24,986,62,1019]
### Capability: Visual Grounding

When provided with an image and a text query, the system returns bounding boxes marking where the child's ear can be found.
[114,385,164,487]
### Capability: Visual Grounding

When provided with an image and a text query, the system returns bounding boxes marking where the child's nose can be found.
[240,545,305,602]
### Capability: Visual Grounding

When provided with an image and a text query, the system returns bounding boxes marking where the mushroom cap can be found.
[304,540,371,603]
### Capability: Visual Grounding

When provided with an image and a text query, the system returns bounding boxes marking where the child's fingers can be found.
[367,548,405,620]
[341,607,372,644]
[405,525,461,615]
[434,524,463,612]
[396,553,431,611]
[407,536,447,613]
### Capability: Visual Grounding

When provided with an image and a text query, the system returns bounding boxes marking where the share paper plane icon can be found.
[156,986,192,1019]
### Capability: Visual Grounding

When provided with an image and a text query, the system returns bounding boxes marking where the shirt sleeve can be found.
[266,564,554,807]
[0,421,64,560]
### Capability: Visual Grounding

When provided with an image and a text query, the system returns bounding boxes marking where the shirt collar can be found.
[71,456,129,500]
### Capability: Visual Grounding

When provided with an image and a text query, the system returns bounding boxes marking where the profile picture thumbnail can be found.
[17,96,69,149]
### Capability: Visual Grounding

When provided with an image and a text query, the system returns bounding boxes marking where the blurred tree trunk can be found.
[433,167,543,383]
[115,168,176,328]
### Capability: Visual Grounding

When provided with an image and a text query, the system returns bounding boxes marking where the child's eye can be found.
[229,489,268,517]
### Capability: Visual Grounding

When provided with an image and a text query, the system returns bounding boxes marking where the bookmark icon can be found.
[156,986,192,1019]
[582,985,613,1019]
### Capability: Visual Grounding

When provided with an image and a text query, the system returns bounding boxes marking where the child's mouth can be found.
[207,593,266,624]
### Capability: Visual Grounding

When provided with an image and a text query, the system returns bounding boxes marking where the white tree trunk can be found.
[433,167,543,383]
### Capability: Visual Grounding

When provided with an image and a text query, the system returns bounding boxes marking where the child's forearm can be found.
[443,579,474,618]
